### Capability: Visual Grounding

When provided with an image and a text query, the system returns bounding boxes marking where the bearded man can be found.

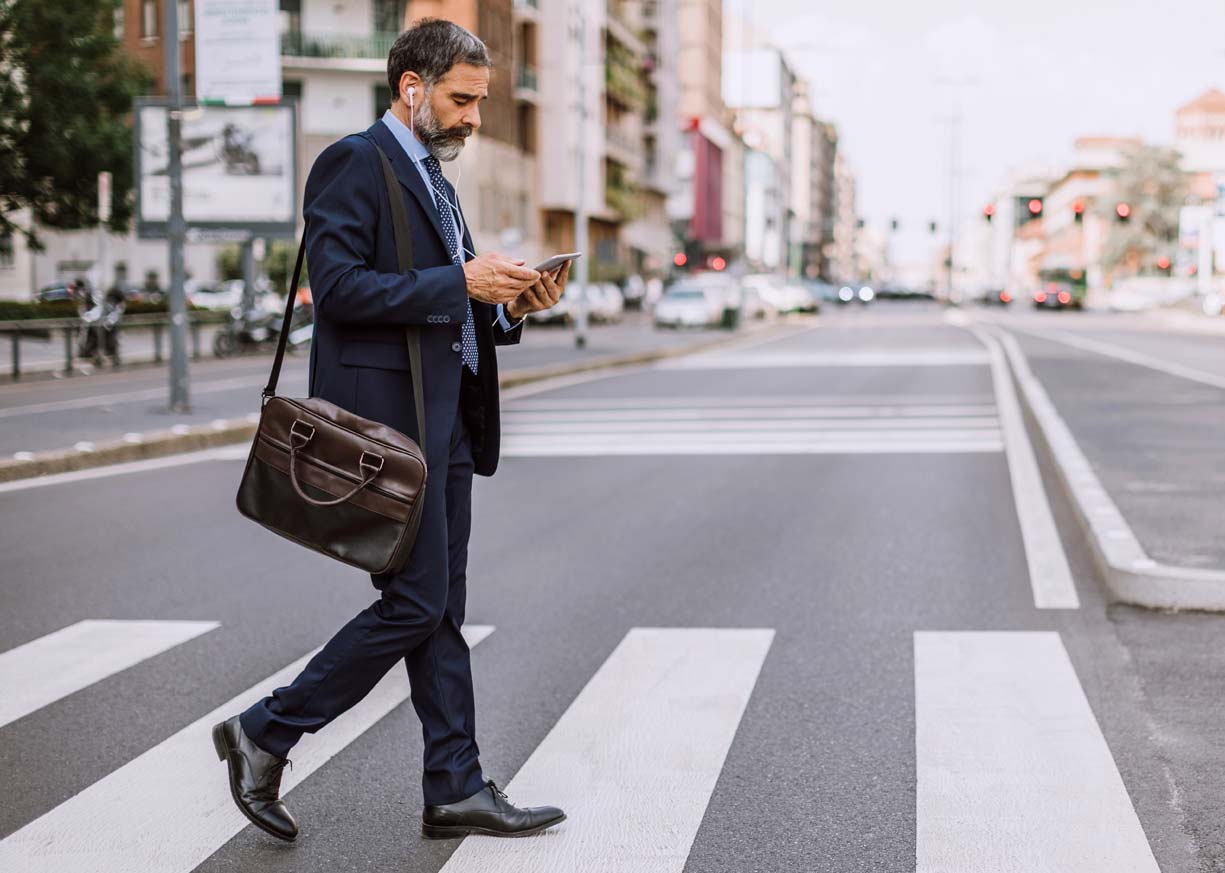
[210,18,570,844]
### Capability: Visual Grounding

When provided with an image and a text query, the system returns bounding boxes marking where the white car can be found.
[653,284,723,328]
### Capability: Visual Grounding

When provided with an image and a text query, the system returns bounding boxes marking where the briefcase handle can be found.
[261,136,428,466]
[286,420,385,507]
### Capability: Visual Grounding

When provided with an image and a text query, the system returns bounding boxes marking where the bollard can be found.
[10,332,19,381]
[153,324,163,363]
[63,327,75,374]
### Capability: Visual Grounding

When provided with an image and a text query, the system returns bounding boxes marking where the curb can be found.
[0,320,789,485]
[992,326,1225,612]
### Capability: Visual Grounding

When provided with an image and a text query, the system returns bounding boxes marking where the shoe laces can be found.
[486,780,508,801]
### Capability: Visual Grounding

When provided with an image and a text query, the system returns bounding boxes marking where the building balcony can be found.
[605,57,644,110]
[514,64,539,102]
[280,29,397,70]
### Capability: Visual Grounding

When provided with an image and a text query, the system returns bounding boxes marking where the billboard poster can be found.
[135,101,297,238]
[194,0,282,105]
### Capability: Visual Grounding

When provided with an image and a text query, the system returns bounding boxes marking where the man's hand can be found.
[506,260,570,322]
[462,254,540,306]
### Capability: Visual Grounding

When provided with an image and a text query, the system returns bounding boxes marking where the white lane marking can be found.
[0,446,248,494]
[507,394,996,409]
[1007,324,1225,390]
[439,627,774,873]
[660,349,990,369]
[0,620,219,728]
[506,406,998,421]
[0,625,494,873]
[974,329,1078,609]
[502,440,1003,456]
[0,370,305,419]
[505,417,999,432]
[915,631,1159,873]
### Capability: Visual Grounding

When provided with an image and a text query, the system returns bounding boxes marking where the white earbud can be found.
[408,87,415,133]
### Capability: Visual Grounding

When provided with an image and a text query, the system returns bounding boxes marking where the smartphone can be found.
[533,252,582,274]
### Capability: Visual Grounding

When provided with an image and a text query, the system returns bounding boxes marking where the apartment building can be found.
[789,82,836,280]
[724,47,796,271]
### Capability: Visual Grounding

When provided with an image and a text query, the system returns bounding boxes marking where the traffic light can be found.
[1073,201,1085,224]
[1027,198,1043,217]
[1016,196,1043,226]
[983,204,995,223]
[1115,202,1131,223]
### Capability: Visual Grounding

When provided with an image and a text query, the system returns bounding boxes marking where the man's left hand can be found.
[506,261,570,322]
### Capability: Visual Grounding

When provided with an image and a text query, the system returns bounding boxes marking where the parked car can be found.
[979,288,1014,307]
[1032,281,1084,310]
[653,282,724,328]
[741,274,812,314]
[36,281,77,304]
[594,283,625,323]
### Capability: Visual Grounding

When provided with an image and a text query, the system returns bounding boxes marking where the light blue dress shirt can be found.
[381,109,520,332]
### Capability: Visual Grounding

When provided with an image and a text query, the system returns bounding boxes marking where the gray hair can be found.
[386,19,491,98]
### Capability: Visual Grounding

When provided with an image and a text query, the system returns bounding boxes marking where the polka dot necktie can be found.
[423,155,478,374]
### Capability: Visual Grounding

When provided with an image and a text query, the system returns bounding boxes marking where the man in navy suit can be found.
[212,19,570,843]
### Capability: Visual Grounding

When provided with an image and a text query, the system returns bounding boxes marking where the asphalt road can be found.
[1,303,1223,872]
[0,311,733,457]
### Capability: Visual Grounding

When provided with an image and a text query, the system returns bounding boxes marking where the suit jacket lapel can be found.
[368,120,451,253]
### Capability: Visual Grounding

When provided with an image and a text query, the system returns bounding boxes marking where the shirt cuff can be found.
[495,303,524,331]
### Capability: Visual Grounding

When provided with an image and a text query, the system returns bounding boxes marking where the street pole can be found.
[572,1,589,349]
[96,171,111,295]
[947,112,959,301]
[164,0,190,411]
[241,238,256,313]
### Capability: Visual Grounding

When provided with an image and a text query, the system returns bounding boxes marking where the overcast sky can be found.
[725,0,1225,263]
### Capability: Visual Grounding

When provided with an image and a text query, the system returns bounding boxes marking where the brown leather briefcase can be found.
[235,143,428,575]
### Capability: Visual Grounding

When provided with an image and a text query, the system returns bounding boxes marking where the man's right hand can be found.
[462,254,540,306]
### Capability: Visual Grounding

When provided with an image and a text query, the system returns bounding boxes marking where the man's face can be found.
[414,63,489,162]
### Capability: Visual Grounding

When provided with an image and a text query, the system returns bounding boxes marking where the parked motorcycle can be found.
[213,297,311,358]
[76,282,124,366]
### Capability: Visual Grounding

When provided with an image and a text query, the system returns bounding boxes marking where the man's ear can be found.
[398,71,423,103]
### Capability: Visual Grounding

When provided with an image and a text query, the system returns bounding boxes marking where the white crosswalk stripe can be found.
[914,631,1160,872]
[501,397,1003,456]
[438,628,774,873]
[0,625,494,873]
[0,619,219,728]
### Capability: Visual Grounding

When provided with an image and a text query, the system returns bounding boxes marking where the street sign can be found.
[194,0,282,106]
[97,171,112,223]
[133,99,297,239]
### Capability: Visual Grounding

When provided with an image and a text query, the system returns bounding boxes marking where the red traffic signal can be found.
[1115,202,1132,221]
[673,252,687,267]
[1027,198,1043,216]
[711,256,726,271]
[1157,256,1171,270]
[983,204,995,222]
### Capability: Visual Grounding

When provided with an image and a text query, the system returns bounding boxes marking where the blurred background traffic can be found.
[3,0,1224,382]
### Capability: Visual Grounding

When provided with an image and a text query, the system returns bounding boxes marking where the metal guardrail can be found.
[0,312,229,381]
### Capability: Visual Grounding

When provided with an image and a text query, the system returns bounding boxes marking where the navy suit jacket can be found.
[303,120,521,477]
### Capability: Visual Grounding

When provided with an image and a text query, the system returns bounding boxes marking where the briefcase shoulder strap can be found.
[261,135,428,466]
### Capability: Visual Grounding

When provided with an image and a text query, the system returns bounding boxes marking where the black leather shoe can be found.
[211,715,299,842]
[422,780,565,839]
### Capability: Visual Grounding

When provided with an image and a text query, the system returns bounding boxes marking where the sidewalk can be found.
[997,323,1225,607]
[0,312,790,481]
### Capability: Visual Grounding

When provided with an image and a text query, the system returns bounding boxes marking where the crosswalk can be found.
[501,395,1003,456]
[0,620,1161,872]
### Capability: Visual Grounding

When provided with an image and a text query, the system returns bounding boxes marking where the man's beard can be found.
[414,96,473,162]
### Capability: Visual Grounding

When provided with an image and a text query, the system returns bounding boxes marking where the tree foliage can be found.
[1098,144,1187,275]
[0,0,152,246]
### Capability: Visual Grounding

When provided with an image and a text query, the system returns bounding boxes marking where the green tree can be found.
[0,0,152,247]
[1098,144,1187,276]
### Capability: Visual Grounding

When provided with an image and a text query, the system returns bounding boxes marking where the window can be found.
[113,0,124,40]
[372,0,406,33]
[141,0,157,38]
[0,230,14,271]
[373,84,392,120]
[279,0,301,35]
[179,0,192,36]
[282,80,303,103]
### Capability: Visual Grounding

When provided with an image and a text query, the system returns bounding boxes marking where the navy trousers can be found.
[240,403,485,805]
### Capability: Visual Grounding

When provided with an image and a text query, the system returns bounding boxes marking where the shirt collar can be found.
[381,109,431,163]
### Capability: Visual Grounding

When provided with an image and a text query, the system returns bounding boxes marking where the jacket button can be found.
[451,342,462,353]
